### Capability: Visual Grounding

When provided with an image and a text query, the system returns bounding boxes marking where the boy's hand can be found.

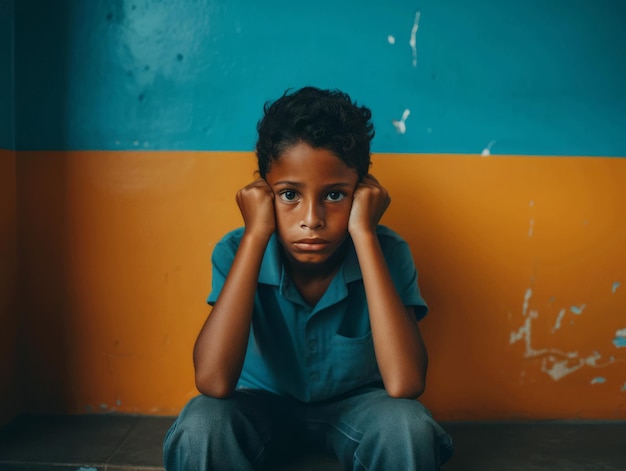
[349,174,391,235]
[236,178,276,240]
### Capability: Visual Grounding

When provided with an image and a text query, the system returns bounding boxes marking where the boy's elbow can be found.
[195,373,235,399]
[386,379,426,399]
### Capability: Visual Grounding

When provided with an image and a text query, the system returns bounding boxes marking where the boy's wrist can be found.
[241,228,274,246]
[349,226,378,245]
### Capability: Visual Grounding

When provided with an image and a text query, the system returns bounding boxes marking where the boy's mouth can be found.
[293,238,330,252]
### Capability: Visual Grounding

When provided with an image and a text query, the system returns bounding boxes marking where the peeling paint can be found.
[511,290,624,382]
[569,304,586,315]
[613,329,626,348]
[612,281,621,294]
[409,11,420,67]
[590,376,606,384]
[392,109,411,134]
[551,308,566,332]
[541,356,584,380]
[481,140,496,156]
[522,288,532,316]
[387,35,396,45]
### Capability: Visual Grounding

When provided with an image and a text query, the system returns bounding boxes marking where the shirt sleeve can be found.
[380,232,429,321]
[206,231,241,305]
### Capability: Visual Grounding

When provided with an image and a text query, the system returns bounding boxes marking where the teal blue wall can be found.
[12,0,626,155]
[0,0,13,149]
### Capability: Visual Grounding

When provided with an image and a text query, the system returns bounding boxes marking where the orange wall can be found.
[16,151,626,420]
[0,150,19,424]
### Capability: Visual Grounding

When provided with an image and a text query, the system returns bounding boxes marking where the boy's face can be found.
[265,142,359,268]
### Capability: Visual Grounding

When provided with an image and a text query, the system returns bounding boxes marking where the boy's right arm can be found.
[193,178,275,398]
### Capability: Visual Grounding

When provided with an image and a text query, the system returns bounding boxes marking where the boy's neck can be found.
[282,241,348,306]
[282,239,348,281]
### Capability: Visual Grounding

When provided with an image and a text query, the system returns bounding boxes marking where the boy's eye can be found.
[279,190,298,202]
[326,191,346,202]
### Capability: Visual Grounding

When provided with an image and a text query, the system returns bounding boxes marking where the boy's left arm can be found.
[349,175,428,399]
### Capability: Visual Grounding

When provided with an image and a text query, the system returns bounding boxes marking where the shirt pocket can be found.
[330,332,379,383]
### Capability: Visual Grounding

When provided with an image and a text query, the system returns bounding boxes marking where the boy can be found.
[163,87,454,470]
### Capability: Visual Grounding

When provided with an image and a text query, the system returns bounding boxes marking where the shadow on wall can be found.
[15,0,74,413]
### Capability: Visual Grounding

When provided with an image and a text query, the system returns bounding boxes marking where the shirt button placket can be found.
[306,337,320,383]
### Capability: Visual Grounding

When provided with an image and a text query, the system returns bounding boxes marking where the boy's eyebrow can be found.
[272,181,354,189]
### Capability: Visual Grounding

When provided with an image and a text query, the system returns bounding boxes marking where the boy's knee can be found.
[174,394,242,435]
[370,398,435,438]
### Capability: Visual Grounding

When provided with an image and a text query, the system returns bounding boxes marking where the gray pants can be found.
[163,386,454,470]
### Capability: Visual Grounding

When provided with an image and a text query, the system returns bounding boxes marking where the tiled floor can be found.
[0,414,625,470]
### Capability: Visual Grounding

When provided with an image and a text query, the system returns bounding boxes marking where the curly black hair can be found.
[255,87,375,179]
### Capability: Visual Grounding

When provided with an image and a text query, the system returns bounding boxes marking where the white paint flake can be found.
[387,35,396,44]
[481,140,496,156]
[541,357,584,381]
[551,308,566,333]
[522,288,532,316]
[590,376,606,384]
[392,109,411,134]
[409,11,421,67]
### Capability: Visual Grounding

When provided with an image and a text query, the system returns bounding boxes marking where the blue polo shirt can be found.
[207,225,428,403]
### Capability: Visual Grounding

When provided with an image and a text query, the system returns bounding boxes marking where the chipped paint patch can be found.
[622,382,626,392]
[541,356,584,380]
[522,288,532,316]
[569,304,586,315]
[392,109,410,134]
[387,35,396,44]
[481,140,496,156]
[511,290,625,383]
[409,11,420,67]
[551,308,566,333]
[612,281,621,294]
[590,376,606,384]
[613,329,626,348]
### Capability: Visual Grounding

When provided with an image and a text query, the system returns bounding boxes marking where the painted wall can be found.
[0,150,18,425]
[8,0,626,420]
[0,0,19,425]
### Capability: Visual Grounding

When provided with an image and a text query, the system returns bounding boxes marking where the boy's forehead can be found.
[268,143,359,181]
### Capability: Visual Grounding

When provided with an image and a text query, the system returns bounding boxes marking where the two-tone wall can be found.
[0,0,18,425]
[4,0,626,421]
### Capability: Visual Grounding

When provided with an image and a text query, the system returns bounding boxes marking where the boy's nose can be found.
[300,201,325,229]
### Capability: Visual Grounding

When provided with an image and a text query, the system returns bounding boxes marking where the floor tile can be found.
[107,416,175,470]
[442,421,626,471]
[0,414,137,467]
